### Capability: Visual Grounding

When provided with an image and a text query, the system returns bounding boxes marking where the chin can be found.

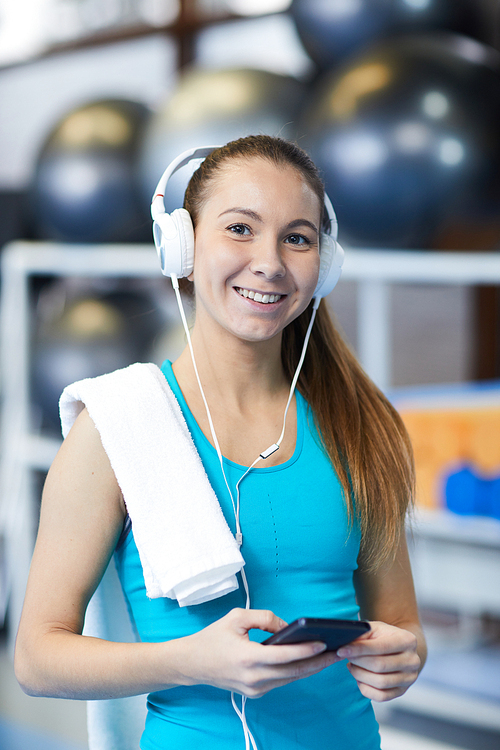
[226,323,284,344]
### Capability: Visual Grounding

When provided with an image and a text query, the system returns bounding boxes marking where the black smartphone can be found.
[262,617,370,652]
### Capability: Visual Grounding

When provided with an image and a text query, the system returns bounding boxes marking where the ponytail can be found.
[282,300,415,570]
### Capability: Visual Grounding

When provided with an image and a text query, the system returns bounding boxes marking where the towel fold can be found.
[59,362,244,607]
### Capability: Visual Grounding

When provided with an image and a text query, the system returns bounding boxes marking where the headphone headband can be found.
[151,144,344,298]
[151,146,220,222]
[323,194,337,241]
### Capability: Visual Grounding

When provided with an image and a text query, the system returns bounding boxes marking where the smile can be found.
[236,287,284,304]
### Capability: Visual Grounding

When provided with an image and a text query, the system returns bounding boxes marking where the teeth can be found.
[236,288,282,304]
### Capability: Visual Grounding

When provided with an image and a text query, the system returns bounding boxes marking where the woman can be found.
[15,135,426,749]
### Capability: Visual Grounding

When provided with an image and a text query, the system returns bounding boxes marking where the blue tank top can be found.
[114,360,381,750]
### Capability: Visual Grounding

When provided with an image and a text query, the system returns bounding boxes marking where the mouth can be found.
[235,287,284,305]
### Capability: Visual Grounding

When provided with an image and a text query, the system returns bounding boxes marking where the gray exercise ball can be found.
[138,67,306,214]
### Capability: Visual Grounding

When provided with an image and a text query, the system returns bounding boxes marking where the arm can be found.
[15,409,337,701]
[344,534,427,702]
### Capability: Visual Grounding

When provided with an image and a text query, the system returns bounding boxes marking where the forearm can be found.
[15,609,341,702]
[15,629,190,700]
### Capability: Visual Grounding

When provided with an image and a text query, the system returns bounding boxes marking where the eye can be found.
[227,223,251,236]
[285,233,312,247]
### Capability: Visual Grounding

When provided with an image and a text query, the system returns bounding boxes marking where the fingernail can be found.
[313,642,327,654]
[337,647,350,657]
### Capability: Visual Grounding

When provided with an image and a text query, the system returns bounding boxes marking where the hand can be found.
[336,621,421,702]
[180,608,340,698]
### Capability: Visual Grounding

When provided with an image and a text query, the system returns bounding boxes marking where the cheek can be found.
[288,256,320,322]
[191,237,214,283]
[191,241,229,295]
[301,252,321,295]
[193,235,245,286]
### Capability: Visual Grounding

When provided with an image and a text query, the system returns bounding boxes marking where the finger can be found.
[261,640,333,665]
[337,631,417,660]
[343,650,421,675]
[347,662,418,692]
[355,680,408,703]
[269,648,339,680]
[245,650,340,697]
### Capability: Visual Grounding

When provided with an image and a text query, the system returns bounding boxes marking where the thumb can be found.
[230,608,287,636]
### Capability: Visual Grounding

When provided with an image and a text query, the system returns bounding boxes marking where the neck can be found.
[174,322,288,412]
[169,294,317,467]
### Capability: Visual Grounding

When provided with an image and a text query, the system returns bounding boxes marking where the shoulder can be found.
[64,406,111,461]
[48,407,125,518]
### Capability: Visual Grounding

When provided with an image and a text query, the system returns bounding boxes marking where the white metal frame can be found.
[0,242,161,636]
[342,248,500,391]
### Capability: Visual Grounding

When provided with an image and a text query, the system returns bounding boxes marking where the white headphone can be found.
[151,145,344,299]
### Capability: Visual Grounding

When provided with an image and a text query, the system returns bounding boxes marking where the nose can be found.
[249,236,286,280]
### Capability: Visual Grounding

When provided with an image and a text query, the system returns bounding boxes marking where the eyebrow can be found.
[287,218,319,234]
[218,207,262,222]
[218,208,318,234]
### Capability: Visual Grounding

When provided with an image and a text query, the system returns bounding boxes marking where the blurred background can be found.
[1,1,500,749]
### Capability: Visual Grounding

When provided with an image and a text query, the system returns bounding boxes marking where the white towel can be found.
[59,362,245,607]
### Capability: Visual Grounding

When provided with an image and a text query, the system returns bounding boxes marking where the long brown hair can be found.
[183,135,415,570]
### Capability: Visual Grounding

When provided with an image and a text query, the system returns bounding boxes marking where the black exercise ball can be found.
[32,282,164,434]
[290,0,490,70]
[32,99,151,243]
[300,34,500,249]
[139,67,306,213]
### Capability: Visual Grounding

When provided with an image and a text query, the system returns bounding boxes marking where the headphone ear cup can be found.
[314,233,345,298]
[152,208,195,278]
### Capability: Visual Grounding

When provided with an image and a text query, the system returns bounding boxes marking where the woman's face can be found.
[190,157,322,346]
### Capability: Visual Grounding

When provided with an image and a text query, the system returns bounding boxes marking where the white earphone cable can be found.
[170,274,237,519]
[272,295,320,453]
[231,693,258,750]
